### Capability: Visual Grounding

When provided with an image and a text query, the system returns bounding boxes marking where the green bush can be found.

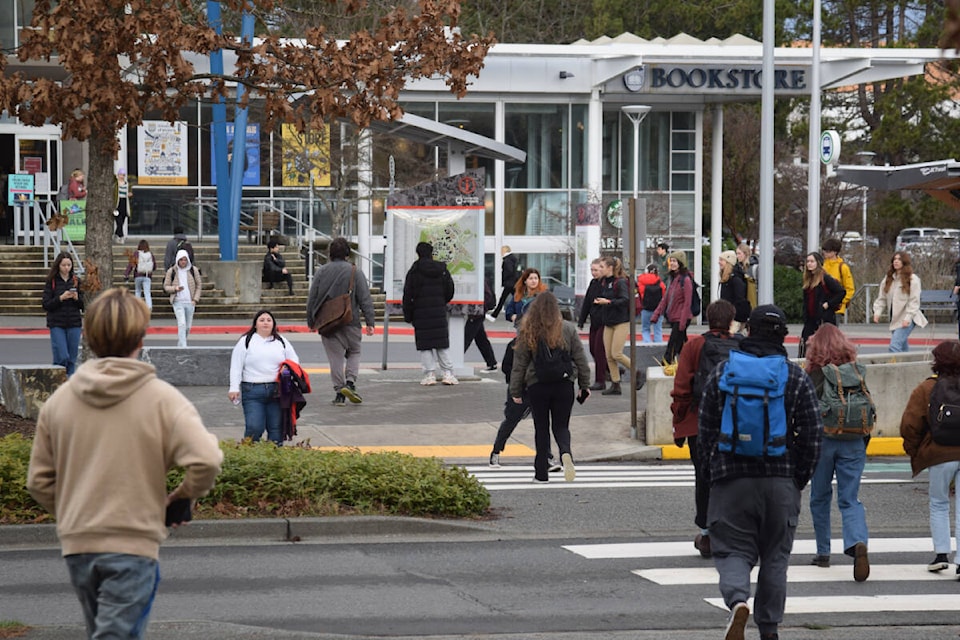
[1,438,490,524]
[773,265,804,322]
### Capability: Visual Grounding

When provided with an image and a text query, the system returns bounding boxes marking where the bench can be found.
[919,289,957,317]
[239,209,280,244]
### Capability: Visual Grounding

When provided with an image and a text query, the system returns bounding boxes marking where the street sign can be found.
[820,130,841,166]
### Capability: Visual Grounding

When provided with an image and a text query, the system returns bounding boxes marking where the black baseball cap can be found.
[748,304,788,330]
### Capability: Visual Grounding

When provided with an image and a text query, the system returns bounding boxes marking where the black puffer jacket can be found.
[501,254,521,290]
[42,273,84,329]
[402,258,455,350]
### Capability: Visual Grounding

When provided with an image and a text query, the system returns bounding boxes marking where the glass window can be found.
[618,111,670,192]
[503,190,574,237]
[505,103,569,189]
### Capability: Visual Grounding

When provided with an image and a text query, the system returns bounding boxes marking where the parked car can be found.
[773,236,804,268]
[895,227,942,254]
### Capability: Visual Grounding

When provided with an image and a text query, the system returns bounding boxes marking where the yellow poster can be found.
[281,124,331,187]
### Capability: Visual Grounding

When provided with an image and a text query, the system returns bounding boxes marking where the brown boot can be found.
[601,382,622,395]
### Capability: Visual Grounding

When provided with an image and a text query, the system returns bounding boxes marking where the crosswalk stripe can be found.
[634,564,958,585]
[705,595,960,614]
[563,537,934,559]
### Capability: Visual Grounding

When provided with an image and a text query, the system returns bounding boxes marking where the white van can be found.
[895,227,942,252]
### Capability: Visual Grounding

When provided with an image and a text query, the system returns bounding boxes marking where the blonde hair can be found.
[85,287,150,358]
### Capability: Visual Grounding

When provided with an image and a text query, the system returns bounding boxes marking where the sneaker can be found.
[694,533,712,559]
[441,372,459,385]
[331,392,346,407]
[341,382,362,404]
[927,553,949,572]
[420,373,437,386]
[532,477,548,484]
[759,634,779,640]
[489,452,501,468]
[810,555,830,568]
[561,452,576,482]
[482,363,499,372]
[853,542,870,582]
[589,381,606,391]
[547,455,562,472]
[724,602,749,640]
[485,313,497,323]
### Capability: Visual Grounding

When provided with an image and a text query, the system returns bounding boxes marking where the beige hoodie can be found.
[27,357,222,560]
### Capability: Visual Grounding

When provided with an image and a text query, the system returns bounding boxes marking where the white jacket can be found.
[873,273,928,331]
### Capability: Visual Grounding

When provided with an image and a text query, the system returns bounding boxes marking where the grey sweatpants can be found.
[322,325,363,391]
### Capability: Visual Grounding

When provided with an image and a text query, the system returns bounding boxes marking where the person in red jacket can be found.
[669,300,739,559]
[652,250,694,363]
[637,263,666,342]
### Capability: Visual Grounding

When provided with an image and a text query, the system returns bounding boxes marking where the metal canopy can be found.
[837,160,960,209]
[365,112,526,164]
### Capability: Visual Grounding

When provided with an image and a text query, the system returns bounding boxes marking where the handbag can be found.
[314,266,355,336]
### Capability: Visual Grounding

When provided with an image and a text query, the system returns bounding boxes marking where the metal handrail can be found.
[842,283,878,324]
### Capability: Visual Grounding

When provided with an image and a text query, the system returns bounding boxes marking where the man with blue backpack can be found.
[697,305,822,640]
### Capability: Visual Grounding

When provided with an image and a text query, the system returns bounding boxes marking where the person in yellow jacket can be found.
[822,238,855,318]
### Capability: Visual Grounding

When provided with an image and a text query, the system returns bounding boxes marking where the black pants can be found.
[264,271,294,293]
[464,316,497,367]
[114,197,128,238]
[664,321,688,363]
[527,381,574,481]
[687,434,709,530]
[492,389,532,454]
[588,322,607,384]
[491,286,513,319]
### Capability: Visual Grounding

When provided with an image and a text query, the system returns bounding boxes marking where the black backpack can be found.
[687,274,702,316]
[642,282,663,312]
[692,333,742,399]
[928,375,960,446]
[533,338,574,383]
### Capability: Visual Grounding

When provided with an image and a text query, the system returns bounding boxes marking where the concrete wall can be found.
[139,346,232,387]
[643,350,933,445]
[205,261,263,304]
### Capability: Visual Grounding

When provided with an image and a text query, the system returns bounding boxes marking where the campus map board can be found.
[384,170,485,307]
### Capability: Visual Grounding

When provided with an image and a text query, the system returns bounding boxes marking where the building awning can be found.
[365,112,526,164]
[837,160,960,209]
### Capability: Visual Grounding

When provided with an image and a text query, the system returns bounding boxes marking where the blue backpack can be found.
[717,350,789,457]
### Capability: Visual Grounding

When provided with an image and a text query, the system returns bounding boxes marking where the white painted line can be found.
[563,538,937,559]
[634,564,959,585]
[489,481,696,490]
[704,594,960,614]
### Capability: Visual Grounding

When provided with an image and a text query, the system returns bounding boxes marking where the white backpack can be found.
[137,251,154,274]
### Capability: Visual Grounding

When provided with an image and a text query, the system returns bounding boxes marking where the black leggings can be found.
[664,321,688,363]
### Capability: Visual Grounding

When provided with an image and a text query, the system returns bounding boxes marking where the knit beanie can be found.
[719,250,738,266]
[668,250,687,269]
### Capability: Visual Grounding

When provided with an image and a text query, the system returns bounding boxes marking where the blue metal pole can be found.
[208,1,233,260]
[226,6,255,261]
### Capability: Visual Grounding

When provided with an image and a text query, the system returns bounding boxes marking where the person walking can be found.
[505,267,548,328]
[637,263,665,343]
[490,245,521,320]
[578,258,608,390]
[873,251,927,353]
[306,237,376,405]
[595,256,631,396]
[163,226,194,271]
[670,300,740,560]
[262,240,294,295]
[42,251,84,377]
[821,238,855,321]
[124,239,155,310]
[901,340,960,577]
[698,304,822,640]
[402,241,457,386]
[655,241,671,280]
[162,249,202,347]
[27,287,222,640]
[718,250,750,334]
[804,323,871,582]
[509,291,591,483]
[67,168,87,200]
[465,280,499,372]
[652,250,694,364]
[737,243,759,311]
[229,310,300,444]
[113,169,131,243]
[799,252,845,358]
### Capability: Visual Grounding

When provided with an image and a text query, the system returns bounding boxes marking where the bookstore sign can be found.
[621,64,808,96]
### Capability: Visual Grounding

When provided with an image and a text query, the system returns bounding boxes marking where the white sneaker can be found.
[420,373,437,386]
[441,372,459,385]
[485,313,497,323]
[561,452,576,482]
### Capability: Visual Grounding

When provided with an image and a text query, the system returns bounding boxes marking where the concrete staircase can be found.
[0,243,387,322]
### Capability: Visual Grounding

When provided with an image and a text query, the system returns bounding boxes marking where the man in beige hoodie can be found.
[27,287,222,640]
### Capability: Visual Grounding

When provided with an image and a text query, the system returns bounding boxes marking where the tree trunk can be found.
[83,132,117,297]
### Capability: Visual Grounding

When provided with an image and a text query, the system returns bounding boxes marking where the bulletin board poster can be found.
[281,124,331,187]
[7,174,34,206]
[137,121,188,185]
[210,123,260,186]
[60,200,87,242]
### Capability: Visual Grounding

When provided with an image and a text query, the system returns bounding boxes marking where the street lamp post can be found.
[855,151,876,273]
[622,105,651,440]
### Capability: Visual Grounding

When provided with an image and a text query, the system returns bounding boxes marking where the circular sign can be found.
[606,200,623,229]
[820,130,841,166]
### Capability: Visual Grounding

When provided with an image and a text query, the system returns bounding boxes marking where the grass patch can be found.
[1,435,490,524]
[0,620,30,638]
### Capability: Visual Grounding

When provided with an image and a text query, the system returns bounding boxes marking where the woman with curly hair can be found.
[509,292,591,483]
[505,267,548,328]
[800,252,845,358]
[872,251,927,353]
[804,323,871,581]
[901,340,960,575]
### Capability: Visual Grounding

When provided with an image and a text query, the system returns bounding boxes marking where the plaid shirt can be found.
[697,343,823,489]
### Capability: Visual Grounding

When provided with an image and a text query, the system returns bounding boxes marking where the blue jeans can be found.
[640,309,663,342]
[928,460,960,555]
[65,553,160,640]
[172,300,195,347]
[888,321,915,353]
[809,437,869,556]
[50,325,82,376]
[134,276,152,310]
[241,381,282,444]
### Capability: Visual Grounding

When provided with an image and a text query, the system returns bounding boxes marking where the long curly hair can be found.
[519,291,564,351]
[513,267,548,301]
[882,252,913,295]
[804,323,857,373]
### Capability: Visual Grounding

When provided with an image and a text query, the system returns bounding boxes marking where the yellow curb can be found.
[659,437,906,460]
[310,443,535,458]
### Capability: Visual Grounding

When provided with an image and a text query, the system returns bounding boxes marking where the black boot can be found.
[601,382,622,395]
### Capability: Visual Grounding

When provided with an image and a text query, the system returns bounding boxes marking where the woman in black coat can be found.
[718,250,750,332]
[402,242,457,385]
[41,251,84,376]
[577,258,607,390]
[800,252,846,357]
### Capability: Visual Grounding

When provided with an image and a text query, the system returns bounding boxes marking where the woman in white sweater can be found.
[872,251,928,353]
[229,310,300,444]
